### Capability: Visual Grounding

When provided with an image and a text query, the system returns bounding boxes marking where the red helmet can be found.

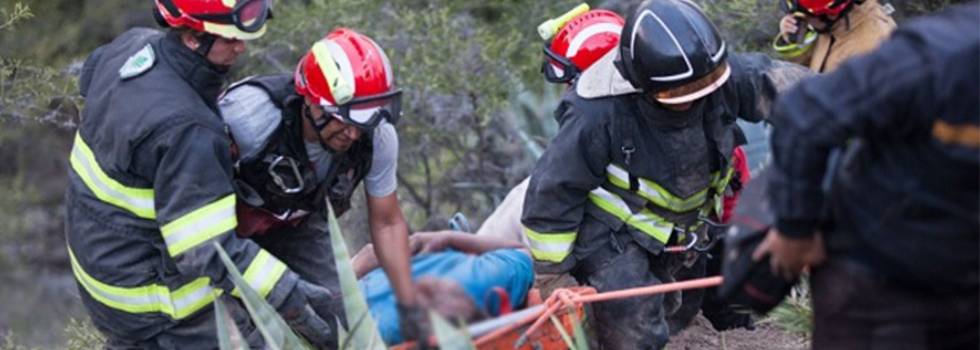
[784,0,855,17]
[154,0,271,40]
[542,10,624,84]
[295,29,402,130]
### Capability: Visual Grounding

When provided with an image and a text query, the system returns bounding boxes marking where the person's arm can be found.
[414,230,529,255]
[521,102,609,268]
[366,193,416,305]
[140,121,297,307]
[754,16,958,278]
[726,53,813,123]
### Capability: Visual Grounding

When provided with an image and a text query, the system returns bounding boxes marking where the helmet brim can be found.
[654,61,731,105]
[202,21,267,41]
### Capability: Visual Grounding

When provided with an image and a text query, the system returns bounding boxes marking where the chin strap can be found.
[194,32,218,57]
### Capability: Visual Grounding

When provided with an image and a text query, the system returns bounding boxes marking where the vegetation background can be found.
[0,0,968,348]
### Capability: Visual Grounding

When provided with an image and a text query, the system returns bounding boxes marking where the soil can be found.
[669,315,809,350]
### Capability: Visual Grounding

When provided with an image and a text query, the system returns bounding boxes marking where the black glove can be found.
[278,280,338,349]
[397,302,432,349]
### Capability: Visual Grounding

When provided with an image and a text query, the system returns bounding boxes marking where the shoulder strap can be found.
[226,73,295,109]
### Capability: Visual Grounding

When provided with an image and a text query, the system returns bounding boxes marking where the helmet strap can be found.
[194,32,218,58]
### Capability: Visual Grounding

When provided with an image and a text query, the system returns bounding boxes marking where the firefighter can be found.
[774,0,896,73]
[218,29,423,344]
[67,1,339,348]
[757,4,979,349]
[520,0,811,348]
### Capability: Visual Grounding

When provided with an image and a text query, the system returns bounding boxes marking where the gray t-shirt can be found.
[218,84,399,198]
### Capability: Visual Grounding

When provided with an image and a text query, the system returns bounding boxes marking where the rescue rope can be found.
[471,275,724,348]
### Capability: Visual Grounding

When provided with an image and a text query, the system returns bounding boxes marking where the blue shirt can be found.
[358,248,534,345]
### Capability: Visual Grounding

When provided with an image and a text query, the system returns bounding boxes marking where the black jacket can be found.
[521,51,810,273]
[68,28,297,340]
[769,4,980,289]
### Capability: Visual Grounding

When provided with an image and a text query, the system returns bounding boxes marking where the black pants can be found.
[571,239,675,350]
[812,259,980,350]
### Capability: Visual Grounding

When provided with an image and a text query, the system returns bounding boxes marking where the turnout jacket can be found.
[769,5,980,289]
[785,0,896,73]
[521,51,810,272]
[67,28,296,340]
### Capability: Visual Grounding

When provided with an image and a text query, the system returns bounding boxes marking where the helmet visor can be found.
[192,0,271,34]
[321,89,403,131]
[654,61,731,105]
[541,45,580,84]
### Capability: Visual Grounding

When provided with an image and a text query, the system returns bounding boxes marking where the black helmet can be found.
[618,0,731,104]
[718,169,797,314]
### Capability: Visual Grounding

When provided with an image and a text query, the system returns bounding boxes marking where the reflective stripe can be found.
[524,227,575,263]
[710,167,735,216]
[161,195,237,257]
[605,164,707,212]
[232,249,288,299]
[69,133,156,219]
[588,187,673,244]
[68,246,217,319]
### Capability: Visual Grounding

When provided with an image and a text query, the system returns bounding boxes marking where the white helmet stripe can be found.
[567,23,622,58]
[365,37,394,89]
[325,40,356,103]
[630,9,694,82]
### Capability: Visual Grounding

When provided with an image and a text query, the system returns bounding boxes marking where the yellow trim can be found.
[232,249,288,299]
[161,195,237,257]
[530,249,572,263]
[606,164,707,212]
[68,246,217,319]
[69,133,156,219]
[588,189,672,244]
[311,41,354,104]
[202,21,267,41]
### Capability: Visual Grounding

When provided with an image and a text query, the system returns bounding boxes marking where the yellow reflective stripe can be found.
[161,195,237,257]
[231,249,288,299]
[710,167,735,216]
[524,227,575,263]
[605,164,707,212]
[201,21,266,41]
[588,187,673,244]
[69,133,156,219]
[68,246,217,319]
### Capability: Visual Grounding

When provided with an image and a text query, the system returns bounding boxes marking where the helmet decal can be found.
[631,9,694,82]
[311,41,354,105]
[567,22,622,58]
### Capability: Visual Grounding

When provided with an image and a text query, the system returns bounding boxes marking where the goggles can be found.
[307,90,403,132]
[186,0,271,34]
[541,45,581,84]
[780,0,851,17]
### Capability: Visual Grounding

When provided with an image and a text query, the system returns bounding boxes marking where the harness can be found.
[601,97,738,253]
[226,74,373,232]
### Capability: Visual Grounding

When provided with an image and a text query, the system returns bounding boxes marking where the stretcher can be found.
[390,287,597,350]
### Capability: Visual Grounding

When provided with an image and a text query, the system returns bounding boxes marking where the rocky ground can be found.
[671,315,808,350]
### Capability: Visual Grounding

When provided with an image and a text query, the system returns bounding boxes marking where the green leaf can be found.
[569,307,590,350]
[326,202,386,350]
[430,311,476,350]
[549,314,578,350]
[214,293,249,350]
[213,242,313,350]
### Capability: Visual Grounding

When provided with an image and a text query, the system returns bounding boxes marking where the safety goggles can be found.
[541,45,581,84]
[780,0,850,16]
[187,0,271,34]
[308,90,403,132]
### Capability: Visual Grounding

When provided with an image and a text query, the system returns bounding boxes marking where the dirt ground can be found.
[668,315,809,350]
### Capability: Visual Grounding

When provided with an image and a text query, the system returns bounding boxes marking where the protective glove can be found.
[278,280,338,349]
[397,302,432,349]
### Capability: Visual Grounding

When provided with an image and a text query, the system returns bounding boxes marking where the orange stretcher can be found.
[390,286,597,350]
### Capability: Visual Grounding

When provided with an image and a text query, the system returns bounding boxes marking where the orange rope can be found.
[511,276,724,347]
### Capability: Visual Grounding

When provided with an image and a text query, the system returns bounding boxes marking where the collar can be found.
[158,32,229,107]
[575,50,641,99]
